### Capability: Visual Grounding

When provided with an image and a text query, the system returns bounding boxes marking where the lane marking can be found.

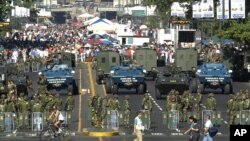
[146,91,163,111]
[78,67,83,132]
[99,137,104,141]
[87,62,96,96]
[102,84,107,96]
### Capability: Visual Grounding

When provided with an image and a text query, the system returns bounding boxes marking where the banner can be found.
[217,0,230,19]
[192,1,202,18]
[171,2,186,18]
[201,0,214,18]
[230,0,245,19]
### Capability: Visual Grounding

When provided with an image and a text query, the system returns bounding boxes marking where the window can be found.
[102,57,105,63]
[112,57,116,63]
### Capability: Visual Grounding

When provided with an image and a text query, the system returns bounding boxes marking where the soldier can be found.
[111,95,120,111]
[193,93,203,120]
[65,92,75,124]
[44,94,55,119]
[32,97,42,113]
[88,95,98,126]
[0,95,5,112]
[141,92,152,128]
[123,95,131,127]
[54,93,63,110]
[205,93,216,111]
[243,93,250,110]
[96,95,103,127]
[37,75,47,86]
[101,95,109,127]
[227,94,234,125]
[181,91,192,122]
[17,93,30,129]
[92,57,97,69]
[27,77,33,95]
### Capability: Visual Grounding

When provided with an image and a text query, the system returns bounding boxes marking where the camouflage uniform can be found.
[227,94,234,125]
[181,91,192,122]
[193,93,203,120]
[123,95,131,127]
[110,95,120,111]
[65,92,75,123]
[141,92,152,127]
[54,93,63,110]
[205,93,217,111]
[101,96,109,127]
[88,96,98,126]
[32,97,42,113]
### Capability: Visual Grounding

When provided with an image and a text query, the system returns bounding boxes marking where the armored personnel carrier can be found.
[196,63,233,94]
[95,50,121,84]
[155,48,197,99]
[134,48,158,80]
[105,61,147,94]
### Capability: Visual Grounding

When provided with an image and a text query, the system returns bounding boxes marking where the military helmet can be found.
[208,93,214,97]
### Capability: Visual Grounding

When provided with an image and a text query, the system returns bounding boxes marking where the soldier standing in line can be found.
[0,95,6,112]
[54,93,63,110]
[123,95,131,127]
[101,95,109,127]
[141,92,152,128]
[65,92,75,124]
[205,93,217,111]
[243,93,250,110]
[32,97,42,113]
[44,94,55,119]
[88,95,98,126]
[17,93,30,129]
[111,95,120,111]
[193,93,203,120]
[95,95,103,127]
[182,91,192,122]
[227,94,234,125]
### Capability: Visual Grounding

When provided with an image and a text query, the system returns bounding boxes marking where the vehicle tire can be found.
[137,84,144,94]
[190,79,198,93]
[96,75,101,84]
[197,83,204,94]
[155,89,161,100]
[105,79,112,93]
[112,85,118,94]
[223,84,231,94]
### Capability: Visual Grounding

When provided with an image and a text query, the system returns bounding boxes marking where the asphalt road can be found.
[6,62,249,140]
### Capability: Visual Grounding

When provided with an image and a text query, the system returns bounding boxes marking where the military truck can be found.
[39,63,77,94]
[196,63,233,94]
[105,61,147,94]
[134,48,158,80]
[95,50,121,84]
[155,48,197,99]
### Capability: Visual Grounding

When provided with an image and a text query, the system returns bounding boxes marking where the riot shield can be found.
[67,111,72,124]
[141,110,150,130]
[234,111,241,125]
[118,111,124,126]
[241,110,250,125]
[18,113,29,129]
[32,112,43,131]
[168,110,179,130]
[24,62,30,72]
[213,111,222,126]
[202,110,213,128]
[109,110,119,130]
[162,112,168,125]
[4,112,14,132]
[0,112,4,131]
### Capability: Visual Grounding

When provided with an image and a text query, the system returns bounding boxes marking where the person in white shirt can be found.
[203,115,213,141]
[134,111,144,141]
[48,105,64,134]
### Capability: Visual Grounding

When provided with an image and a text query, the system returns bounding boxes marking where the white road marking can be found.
[147,91,164,111]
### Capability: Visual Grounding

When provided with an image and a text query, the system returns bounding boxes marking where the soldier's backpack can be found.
[209,126,218,137]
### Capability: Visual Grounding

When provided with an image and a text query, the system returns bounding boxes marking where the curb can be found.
[82,128,119,137]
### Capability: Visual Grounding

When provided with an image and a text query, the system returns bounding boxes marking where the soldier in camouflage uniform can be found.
[123,95,131,127]
[181,91,192,122]
[243,92,250,110]
[0,95,6,112]
[193,93,203,120]
[88,95,98,126]
[95,95,103,127]
[227,94,235,125]
[32,97,42,113]
[205,93,216,111]
[5,96,18,129]
[17,93,30,129]
[44,94,55,119]
[141,92,152,126]
[111,95,120,111]
[65,92,75,124]
[54,93,63,110]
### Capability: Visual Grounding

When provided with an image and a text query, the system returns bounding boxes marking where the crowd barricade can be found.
[32,112,43,131]
[168,110,179,130]
[109,110,119,130]
[240,110,250,125]
[141,110,151,130]
[4,112,14,132]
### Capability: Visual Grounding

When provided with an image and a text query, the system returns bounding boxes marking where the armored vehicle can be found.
[105,61,147,94]
[196,63,233,94]
[39,63,77,94]
[134,48,158,80]
[5,64,28,95]
[95,50,120,84]
[155,48,197,99]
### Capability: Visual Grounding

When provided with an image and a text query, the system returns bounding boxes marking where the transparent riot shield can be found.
[109,110,119,130]
[24,63,30,72]
[32,62,40,72]
[202,110,213,127]
[105,109,111,128]
[61,111,67,125]
[18,113,29,129]
[4,112,14,132]
[0,112,4,131]
[141,110,150,130]
[234,111,241,125]
[213,111,222,126]
[32,112,43,131]
[118,111,124,126]
[162,112,168,125]
[168,110,179,130]
[241,110,250,125]
[67,111,72,124]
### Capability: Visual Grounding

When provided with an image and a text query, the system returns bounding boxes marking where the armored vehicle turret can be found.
[95,50,121,84]
[155,48,197,99]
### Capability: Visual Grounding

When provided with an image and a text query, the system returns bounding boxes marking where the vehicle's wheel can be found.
[190,79,198,93]
[197,83,204,94]
[105,79,112,93]
[137,84,144,94]
[112,85,118,94]
[223,84,231,94]
[96,75,101,84]
[155,89,161,99]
